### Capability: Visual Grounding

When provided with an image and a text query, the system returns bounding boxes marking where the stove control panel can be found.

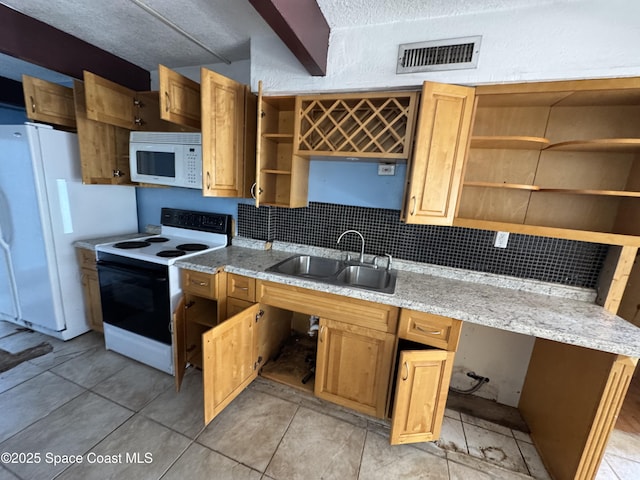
[161,208,232,235]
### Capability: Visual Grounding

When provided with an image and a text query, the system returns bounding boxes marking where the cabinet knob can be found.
[30,96,36,113]
[410,196,416,215]
[402,362,408,381]
[164,91,171,112]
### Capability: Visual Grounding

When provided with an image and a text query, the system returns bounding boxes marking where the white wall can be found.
[451,324,535,407]
[250,0,640,94]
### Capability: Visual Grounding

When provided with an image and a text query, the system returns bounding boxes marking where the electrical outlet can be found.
[377,163,395,176]
[494,231,509,248]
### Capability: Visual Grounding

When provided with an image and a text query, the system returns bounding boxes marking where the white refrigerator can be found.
[0,123,138,340]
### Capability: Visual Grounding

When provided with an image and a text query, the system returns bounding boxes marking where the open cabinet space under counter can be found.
[173,264,462,443]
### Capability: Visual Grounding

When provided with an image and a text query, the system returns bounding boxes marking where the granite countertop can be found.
[175,238,640,358]
[75,233,640,357]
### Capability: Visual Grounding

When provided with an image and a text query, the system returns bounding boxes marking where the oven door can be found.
[97,255,171,344]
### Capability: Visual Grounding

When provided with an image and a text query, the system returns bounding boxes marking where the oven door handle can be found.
[97,260,167,282]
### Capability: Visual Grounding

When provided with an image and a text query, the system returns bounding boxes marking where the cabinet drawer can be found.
[398,310,462,351]
[182,270,219,299]
[227,274,256,302]
[76,248,97,270]
[257,280,398,333]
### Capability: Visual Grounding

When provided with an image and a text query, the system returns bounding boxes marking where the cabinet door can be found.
[159,65,201,129]
[172,296,187,392]
[201,68,247,197]
[84,268,104,332]
[73,80,134,185]
[403,81,475,225]
[202,303,260,425]
[22,75,76,129]
[315,318,395,418]
[390,350,455,445]
[254,81,265,207]
[83,71,139,129]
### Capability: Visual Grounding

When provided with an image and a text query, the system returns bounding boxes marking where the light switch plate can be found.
[494,231,509,248]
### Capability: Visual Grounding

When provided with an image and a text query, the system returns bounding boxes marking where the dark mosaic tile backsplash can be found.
[238,202,608,288]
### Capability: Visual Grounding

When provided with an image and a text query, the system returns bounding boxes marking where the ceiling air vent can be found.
[397,36,481,74]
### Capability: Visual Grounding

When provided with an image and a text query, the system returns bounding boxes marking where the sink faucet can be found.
[337,230,365,263]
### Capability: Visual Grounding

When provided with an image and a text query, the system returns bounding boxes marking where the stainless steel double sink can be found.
[266,255,397,294]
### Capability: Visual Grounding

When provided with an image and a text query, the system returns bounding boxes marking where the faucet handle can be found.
[374,254,393,270]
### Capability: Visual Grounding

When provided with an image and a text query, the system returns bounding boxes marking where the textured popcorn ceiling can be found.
[318,0,572,28]
[0,0,576,72]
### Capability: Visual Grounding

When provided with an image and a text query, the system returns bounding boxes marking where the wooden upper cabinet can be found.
[255,81,309,208]
[73,80,134,185]
[390,350,455,445]
[403,81,476,225]
[201,68,256,197]
[83,71,140,129]
[83,70,184,132]
[158,64,201,129]
[22,75,76,129]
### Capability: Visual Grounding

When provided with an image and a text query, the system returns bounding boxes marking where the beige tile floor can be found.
[0,322,637,480]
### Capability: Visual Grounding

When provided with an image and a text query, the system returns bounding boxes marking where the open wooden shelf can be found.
[464,181,540,191]
[262,133,294,143]
[261,169,292,175]
[545,138,640,152]
[463,182,640,198]
[538,189,640,197]
[470,136,550,150]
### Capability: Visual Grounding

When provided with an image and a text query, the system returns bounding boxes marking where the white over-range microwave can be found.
[129,131,202,189]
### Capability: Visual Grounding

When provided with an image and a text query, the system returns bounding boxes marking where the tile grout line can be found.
[261,403,301,477]
[355,428,368,480]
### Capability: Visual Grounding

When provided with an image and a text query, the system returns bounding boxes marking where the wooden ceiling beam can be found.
[0,4,149,90]
[249,0,329,76]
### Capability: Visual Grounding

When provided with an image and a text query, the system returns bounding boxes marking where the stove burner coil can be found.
[156,250,187,258]
[114,241,151,249]
[145,237,170,243]
[176,243,209,251]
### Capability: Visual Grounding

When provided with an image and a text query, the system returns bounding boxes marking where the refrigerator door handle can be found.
[0,187,13,245]
[0,186,21,318]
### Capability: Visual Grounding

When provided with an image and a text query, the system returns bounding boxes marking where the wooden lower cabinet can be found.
[390,349,455,445]
[315,317,395,418]
[203,303,261,424]
[176,273,458,446]
[76,248,103,332]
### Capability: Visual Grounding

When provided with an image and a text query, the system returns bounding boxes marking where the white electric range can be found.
[95,207,232,374]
